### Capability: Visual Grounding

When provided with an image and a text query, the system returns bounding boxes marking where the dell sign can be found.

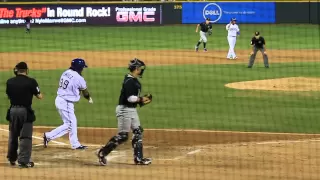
[202,3,222,23]
[182,2,275,24]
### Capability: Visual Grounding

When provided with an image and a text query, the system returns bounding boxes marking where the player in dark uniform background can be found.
[24,13,32,33]
[97,58,152,166]
[195,18,213,52]
[6,62,43,168]
[248,31,269,68]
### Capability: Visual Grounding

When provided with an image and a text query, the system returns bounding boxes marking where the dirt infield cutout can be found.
[225,77,320,92]
[0,49,319,71]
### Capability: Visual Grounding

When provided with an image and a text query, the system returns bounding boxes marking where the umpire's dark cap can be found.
[255,31,260,36]
[15,62,28,70]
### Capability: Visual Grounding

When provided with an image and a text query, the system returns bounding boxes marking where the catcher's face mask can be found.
[128,58,146,78]
[138,65,146,78]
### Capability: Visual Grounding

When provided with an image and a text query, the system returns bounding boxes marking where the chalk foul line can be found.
[0,127,67,146]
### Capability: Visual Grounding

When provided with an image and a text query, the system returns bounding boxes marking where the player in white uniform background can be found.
[43,58,93,150]
[226,18,240,59]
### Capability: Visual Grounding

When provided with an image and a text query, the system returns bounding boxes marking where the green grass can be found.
[1,24,319,133]
[1,62,320,133]
[0,24,318,52]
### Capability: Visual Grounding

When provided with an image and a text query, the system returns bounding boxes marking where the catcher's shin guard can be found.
[132,127,144,160]
[101,132,128,156]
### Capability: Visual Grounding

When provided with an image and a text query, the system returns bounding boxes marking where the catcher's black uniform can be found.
[97,59,152,166]
[118,74,141,108]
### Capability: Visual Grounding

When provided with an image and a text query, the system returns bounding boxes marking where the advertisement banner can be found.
[182,2,275,24]
[0,4,162,26]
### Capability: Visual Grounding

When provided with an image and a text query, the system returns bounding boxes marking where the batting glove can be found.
[89,97,93,104]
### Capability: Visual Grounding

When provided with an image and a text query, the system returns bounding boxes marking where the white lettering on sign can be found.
[56,7,84,18]
[47,7,55,17]
[115,6,156,23]
[86,7,110,17]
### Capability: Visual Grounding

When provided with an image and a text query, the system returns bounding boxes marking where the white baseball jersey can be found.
[57,69,87,102]
[226,24,239,37]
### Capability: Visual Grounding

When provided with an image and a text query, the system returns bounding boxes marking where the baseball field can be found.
[0,24,320,180]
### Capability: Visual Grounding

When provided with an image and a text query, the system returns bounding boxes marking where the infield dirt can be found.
[0,49,320,180]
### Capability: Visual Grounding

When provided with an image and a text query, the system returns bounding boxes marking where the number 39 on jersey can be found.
[59,78,69,89]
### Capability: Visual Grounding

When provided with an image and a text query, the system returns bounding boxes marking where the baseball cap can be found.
[15,62,28,70]
[231,18,237,21]
[255,31,260,36]
[206,18,210,21]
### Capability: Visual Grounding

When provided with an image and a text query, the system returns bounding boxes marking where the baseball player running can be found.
[43,58,93,150]
[96,58,152,166]
[248,31,269,68]
[226,18,240,59]
[195,18,213,52]
[24,13,32,34]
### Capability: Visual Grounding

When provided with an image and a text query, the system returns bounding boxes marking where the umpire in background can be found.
[248,31,269,68]
[6,62,43,168]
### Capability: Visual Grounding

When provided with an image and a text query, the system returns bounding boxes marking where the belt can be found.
[118,105,136,108]
[229,36,236,37]
[11,105,26,108]
[58,96,75,103]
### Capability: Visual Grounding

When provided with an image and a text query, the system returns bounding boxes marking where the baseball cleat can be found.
[74,145,88,150]
[203,48,207,52]
[134,157,152,165]
[18,162,34,168]
[9,161,16,166]
[195,46,199,52]
[233,56,238,59]
[43,133,48,148]
[247,66,252,68]
[265,66,269,68]
[96,149,107,166]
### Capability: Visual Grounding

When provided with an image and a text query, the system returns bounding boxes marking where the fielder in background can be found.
[226,18,240,59]
[248,31,269,68]
[195,18,212,52]
[43,58,93,150]
[24,13,32,34]
[97,58,152,166]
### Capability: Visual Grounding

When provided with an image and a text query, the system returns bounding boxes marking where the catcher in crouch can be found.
[97,58,152,166]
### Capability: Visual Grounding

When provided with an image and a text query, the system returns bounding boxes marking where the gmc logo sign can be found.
[116,12,155,22]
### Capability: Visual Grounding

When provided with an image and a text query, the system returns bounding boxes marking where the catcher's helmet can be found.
[128,58,146,77]
[70,58,88,74]
[13,62,28,76]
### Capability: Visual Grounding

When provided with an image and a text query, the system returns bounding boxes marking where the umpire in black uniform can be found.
[248,31,269,68]
[6,62,43,168]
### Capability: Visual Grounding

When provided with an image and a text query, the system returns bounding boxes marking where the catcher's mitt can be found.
[139,93,153,107]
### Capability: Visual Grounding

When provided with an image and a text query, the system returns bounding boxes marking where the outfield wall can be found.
[0,1,318,27]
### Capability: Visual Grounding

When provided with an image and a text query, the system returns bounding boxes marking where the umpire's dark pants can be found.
[7,106,33,164]
[248,47,269,67]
